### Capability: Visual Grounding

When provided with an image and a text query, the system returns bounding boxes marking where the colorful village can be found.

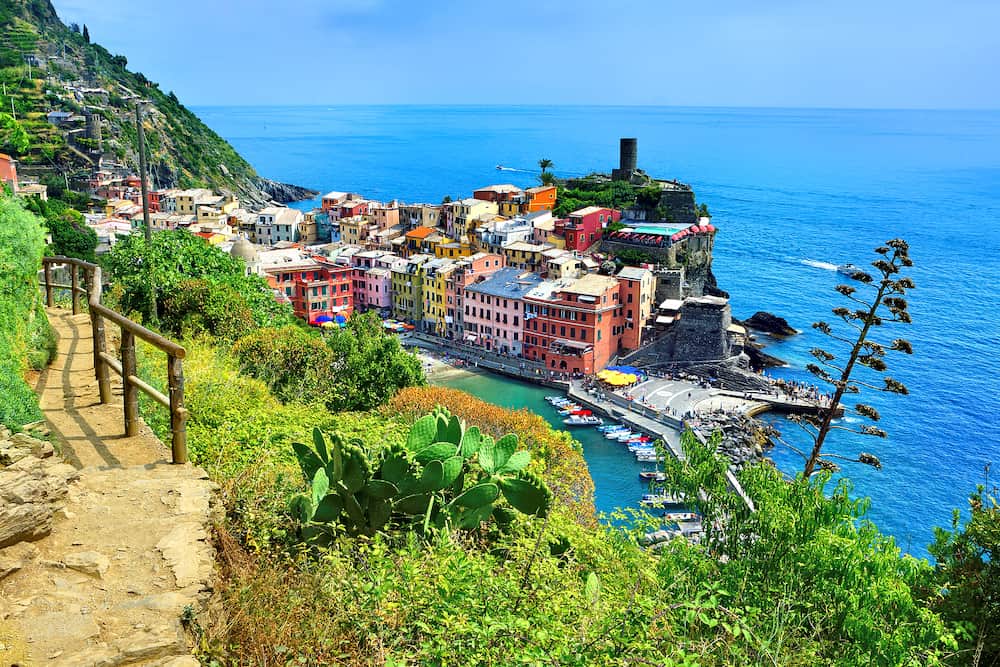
[9,138,834,507]
[5,139,741,378]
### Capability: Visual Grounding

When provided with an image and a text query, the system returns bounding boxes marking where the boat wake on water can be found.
[799,258,838,271]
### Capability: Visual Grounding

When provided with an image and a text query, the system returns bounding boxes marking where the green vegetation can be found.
[104,230,293,330]
[0,0,281,202]
[234,312,423,412]
[23,194,97,261]
[0,191,49,428]
[554,178,645,217]
[931,480,1000,665]
[290,409,551,542]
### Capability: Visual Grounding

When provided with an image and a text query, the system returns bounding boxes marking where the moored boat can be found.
[639,471,666,482]
[563,414,603,426]
[640,493,685,507]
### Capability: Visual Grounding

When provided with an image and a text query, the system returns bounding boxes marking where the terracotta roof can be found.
[405,226,438,240]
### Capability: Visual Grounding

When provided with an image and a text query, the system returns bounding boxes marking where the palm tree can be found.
[539,171,557,186]
[538,158,553,174]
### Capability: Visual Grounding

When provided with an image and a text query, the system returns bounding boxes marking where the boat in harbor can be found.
[636,452,664,462]
[605,429,633,439]
[597,423,625,432]
[563,413,603,426]
[639,471,666,482]
[640,493,685,507]
[662,512,701,522]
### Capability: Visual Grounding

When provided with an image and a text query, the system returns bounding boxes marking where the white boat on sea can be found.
[635,452,664,463]
[837,263,860,276]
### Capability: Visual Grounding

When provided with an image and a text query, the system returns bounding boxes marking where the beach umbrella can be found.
[335,314,347,324]
[314,314,334,324]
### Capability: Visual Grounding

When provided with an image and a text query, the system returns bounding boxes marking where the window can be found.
[513,316,518,326]
[560,326,566,336]
[597,330,602,341]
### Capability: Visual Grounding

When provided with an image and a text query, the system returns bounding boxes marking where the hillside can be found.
[0,0,315,207]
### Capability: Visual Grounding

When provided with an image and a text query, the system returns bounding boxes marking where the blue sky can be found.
[52,0,1000,109]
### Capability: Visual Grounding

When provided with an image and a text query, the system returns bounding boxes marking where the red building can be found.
[473,184,523,204]
[522,273,624,374]
[337,199,369,221]
[561,206,619,252]
[0,153,18,191]
[263,256,354,324]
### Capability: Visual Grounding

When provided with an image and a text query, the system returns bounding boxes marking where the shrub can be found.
[232,325,334,405]
[160,279,258,343]
[0,193,47,428]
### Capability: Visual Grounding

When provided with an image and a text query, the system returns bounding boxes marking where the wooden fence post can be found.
[92,311,111,404]
[70,263,79,314]
[121,330,138,437]
[167,355,187,464]
[43,260,53,307]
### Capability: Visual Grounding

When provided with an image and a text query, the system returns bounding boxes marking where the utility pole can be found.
[135,102,152,242]
[135,102,156,322]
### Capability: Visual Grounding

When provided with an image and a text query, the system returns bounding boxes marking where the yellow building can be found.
[435,241,474,259]
[452,198,498,242]
[390,254,432,323]
[341,216,370,246]
[421,258,459,335]
[503,241,548,273]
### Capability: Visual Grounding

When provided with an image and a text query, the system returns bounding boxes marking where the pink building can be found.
[562,206,620,252]
[351,250,396,312]
[462,267,543,356]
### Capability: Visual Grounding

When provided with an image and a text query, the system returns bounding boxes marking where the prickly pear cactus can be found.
[290,407,553,543]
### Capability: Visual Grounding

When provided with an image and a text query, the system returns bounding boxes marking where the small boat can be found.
[639,471,666,482]
[626,436,651,443]
[662,512,700,522]
[636,452,664,463]
[597,423,625,432]
[837,263,860,276]
[544,395,566,405]
[640,493,685,507]
[614,431,643,441]
[564,414,603,426]
[607,431,635,440]
[558,405,583,415]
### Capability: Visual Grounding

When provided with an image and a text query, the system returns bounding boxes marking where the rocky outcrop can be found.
[744,340,787,370]
[0,426,78,550]
[703,267,730,299]
[257,178,320,204]
[742,311,797,336]
[691,413,777,472]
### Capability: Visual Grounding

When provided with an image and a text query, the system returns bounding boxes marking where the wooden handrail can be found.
[39,256,188,464]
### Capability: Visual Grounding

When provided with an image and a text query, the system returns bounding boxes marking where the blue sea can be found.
[194,105,1000,557]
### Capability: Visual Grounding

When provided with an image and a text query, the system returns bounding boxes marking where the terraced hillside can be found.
[0,0,314,207]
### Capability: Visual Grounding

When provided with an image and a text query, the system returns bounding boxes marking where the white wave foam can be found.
[800,259,837,271]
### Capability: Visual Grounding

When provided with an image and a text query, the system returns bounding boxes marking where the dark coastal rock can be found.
[703,267,730,299]
[744,342,787,370]
[742,311,797,336]
[257,178,320,204]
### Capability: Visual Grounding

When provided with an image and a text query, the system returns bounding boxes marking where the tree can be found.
[323,311,424,411]
[789,239,914,477]
[45,208,97,262]
[441,195,452,204]
[69,22,80,34]
[538,158,553,174]
[538,171,557,186]
[104,230,292,327]
[83,24,90,43]
[930,476,1000,666]
[0,113,30,155]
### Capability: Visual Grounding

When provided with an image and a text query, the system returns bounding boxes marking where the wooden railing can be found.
[40,256,188,464]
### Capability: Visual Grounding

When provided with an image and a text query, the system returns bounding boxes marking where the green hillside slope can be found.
[0,0,315,207]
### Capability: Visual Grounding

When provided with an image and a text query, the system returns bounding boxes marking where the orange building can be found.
[525,185,557,212]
